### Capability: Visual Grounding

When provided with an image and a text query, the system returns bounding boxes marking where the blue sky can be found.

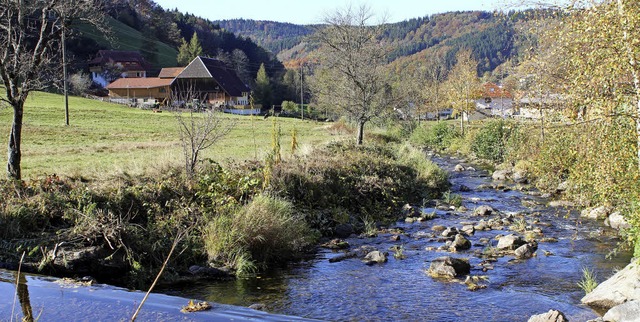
[153,0,507,24]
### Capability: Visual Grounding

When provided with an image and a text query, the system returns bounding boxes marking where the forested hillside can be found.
[67,0,283,78]
[216,11,524,76]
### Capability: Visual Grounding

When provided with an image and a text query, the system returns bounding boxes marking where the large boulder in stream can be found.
[492,169,512,181]
[496,234,526,250]
[514,241,538,259]
[449,234,471,251]
[605,212,631,230]
[527,309,568,322]
[581,206,613,220]
[363,251,388,265]
[582,260,640,310]
[473,205,494,216]
[427,256,470,279]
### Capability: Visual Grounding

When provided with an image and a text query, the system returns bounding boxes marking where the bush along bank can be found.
[0,141,448,287]
[411,118,640,257]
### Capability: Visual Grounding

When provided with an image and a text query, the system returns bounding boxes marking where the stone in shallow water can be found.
[427,256,470,278]
[363,251,388,265]
[527,309,568,322]
[496,234,526,250]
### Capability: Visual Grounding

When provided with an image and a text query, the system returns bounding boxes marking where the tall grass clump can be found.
[395,143,449,190]
[410,122,459,151]
[204,194,315,274]
[577,267,598,295]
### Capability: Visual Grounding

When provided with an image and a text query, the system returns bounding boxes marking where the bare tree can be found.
[311,4,392,144]
[170,84,236,177]
[0,0,105,179]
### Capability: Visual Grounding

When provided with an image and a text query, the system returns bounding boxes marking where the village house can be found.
[173,57,253,111]
[89,50,151,87]
[105,57,254,112]
[462,82,514,121]
[475,82,514,117]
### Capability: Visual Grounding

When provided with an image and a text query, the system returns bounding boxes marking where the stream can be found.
[164,154,631,321]
[0,154,632,321]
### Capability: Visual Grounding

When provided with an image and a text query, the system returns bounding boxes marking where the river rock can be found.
[442,227,459,237]
[514,241,538,259]
[492,169,512,181]
[249,303,267,311]
[334,223,354,238]
[602,300,640,322]
[473,205,494,216]
[548,200,575,208]
[581,206,613,220]
[363,251,388,265]
[582,261,640,309]
[450,234,471,251]
[496,234,526,250]
[605,212,631,230]
[461,225,475,236]
[321,239,350,250]
[52,245,127,275]
[329,252,358,263]
[454,164,465,172]
[556,181,570,192]
[512,170,528,184]
[402,204,422,217]
[427,256,471,278]
[527,309,568,322]
[432,225,446,232]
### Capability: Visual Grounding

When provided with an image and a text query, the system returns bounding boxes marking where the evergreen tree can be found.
[177,32,203,66]
[254,63,272,108]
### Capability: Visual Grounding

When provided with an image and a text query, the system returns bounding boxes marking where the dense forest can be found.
[215,11,525,76]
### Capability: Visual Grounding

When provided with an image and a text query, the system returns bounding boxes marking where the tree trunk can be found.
[7,104,23,180]
[357,120,365,145]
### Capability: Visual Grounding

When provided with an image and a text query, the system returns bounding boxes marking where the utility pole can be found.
[300,63,304,120]
[62,18,69,126]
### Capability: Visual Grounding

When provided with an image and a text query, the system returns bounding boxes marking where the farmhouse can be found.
[89,50,151,87]
[105,57,254,112]
[105,77,173,104]
[173,57,252,108]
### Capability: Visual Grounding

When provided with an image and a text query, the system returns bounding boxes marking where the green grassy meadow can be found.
[0,91,342,179]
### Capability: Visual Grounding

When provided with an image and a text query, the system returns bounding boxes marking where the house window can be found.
[159,88,166,93]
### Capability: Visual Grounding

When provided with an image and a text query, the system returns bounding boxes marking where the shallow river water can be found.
[0,154,631,321]
[165,154,631,321]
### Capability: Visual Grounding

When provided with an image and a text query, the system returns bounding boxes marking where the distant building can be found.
[475,82,514,118]
[89,50,151,87]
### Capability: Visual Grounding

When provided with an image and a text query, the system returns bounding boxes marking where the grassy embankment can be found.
[0,92,449,287]
[0,91,330,178]
[411,118,640,255]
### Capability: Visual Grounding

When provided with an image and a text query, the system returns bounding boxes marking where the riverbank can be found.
[0,140,448,288]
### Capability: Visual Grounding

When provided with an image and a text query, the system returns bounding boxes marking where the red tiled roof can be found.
[483,83,512,99]
[106,77,173,89]
[159,67,185,78]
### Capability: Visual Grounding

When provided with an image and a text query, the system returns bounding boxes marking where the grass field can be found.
[0,91,344,179]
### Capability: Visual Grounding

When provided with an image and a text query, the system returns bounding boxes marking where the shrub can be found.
[471,119,517,163]
[204,194,315,273]
[410,122,459,151]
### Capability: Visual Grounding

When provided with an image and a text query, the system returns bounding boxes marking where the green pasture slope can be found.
[0,92,337,179]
